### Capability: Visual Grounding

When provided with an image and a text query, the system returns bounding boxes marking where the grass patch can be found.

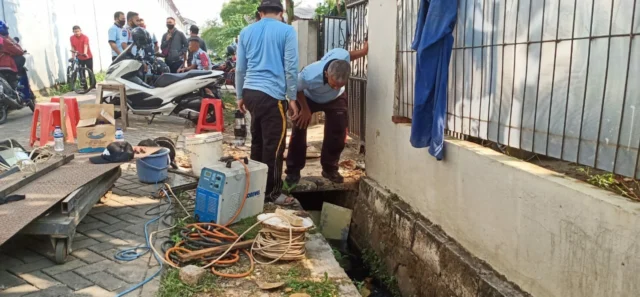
[158,268,219,297]
[285,269,338,297]
[221,92,237,126]
[95,71,106,83]
[362,249,402,297]
[228,215,259,240]
[46,83,73,97]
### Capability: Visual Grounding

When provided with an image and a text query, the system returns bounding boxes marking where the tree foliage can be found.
[201,0,260,57]
[315,0,345,19]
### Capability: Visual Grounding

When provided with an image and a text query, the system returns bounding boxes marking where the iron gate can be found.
[317,15,348,60]
[346,0,368,145]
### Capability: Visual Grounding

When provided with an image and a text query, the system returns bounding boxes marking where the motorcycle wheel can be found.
[27,100,35,112]
[0,105,7,125]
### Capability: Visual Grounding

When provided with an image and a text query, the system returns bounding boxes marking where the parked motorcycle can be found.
[101,28,225,124]
[0,52,35,125]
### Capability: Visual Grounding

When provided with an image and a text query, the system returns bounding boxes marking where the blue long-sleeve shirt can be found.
[235,18,298,100]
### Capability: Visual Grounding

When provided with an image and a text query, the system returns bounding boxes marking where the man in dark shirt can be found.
[161,17,188,73]
[187,25,206,67]
[189,25,206,52]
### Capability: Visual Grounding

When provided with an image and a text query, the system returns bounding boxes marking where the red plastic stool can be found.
[30,103,62,147]
[196,98,224,134]
[51,97,79,141]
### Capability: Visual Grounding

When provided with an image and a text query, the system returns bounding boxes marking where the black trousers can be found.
[168,60,183,73]
[79,58,93,72]
[243,89,288,200]
[286,92,348,175]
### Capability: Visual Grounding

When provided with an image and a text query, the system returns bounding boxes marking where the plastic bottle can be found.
[53,126,64,152]
[115,128,124,142]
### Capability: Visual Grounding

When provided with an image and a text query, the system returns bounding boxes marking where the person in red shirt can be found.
[70,25,93,71]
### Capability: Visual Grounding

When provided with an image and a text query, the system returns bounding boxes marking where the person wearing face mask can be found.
[161,17,188,73]
[108,11,127,61]
[123,11,139,51]
[284,41,368,187]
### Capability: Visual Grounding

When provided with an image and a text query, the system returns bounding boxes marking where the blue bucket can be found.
[136,147,170,184]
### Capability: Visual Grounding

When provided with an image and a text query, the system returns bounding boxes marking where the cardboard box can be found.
[77,104,116,153]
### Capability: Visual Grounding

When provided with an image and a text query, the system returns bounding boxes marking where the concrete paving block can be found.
[79,216,99,224]
[73,260,114,277]
[74,285,114,297]
[4,249,44,264]
[105,206,137,217]
[71,239,100,251]
[106,263,149,284]
[21,285,73,297]
[87,204,115,215]
[139,268,161,297]
[50,271,93,291]
[18,271,61,289]
[0,270,26,289]
[87,242,116,253]
[8,258,57,275]
[76,222,109,233]
[91,213,122,225]
[98,221,132,234]
[116,178,134,185]
[115,214,147,224]
[0,254,25,271]
[70,249,105,264]
[80,229,118,243]
[0,284,39,297]
[84,271,128,291]
[41,260,87,276]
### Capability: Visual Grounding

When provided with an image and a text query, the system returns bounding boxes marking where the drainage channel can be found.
[296,190,396,297]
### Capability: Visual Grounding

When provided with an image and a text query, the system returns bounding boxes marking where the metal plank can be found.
[0,154,123,246]
[0,155,74,198]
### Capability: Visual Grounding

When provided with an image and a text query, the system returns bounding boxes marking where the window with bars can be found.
[394,0,640,179]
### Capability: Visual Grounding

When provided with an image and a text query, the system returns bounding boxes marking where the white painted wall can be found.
[366,0,640,297]
[0,0,185,90]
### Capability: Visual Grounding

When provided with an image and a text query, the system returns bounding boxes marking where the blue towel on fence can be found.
[410,0,457,160]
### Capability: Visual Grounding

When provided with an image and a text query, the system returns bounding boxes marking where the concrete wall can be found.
[365,0,640,297]
[292,20,318,70]
[0,0,185,90]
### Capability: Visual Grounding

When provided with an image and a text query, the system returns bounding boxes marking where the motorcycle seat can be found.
[154,71,212,88]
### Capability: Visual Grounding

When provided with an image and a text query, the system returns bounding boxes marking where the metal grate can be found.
[395,0,418,120]
[346,0,368,143]
[395,0,640,179]
[317,16,348,60]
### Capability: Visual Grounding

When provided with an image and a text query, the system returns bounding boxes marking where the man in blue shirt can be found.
[108,11,127,61]
[235,0,299,206]
[285,42,368,186]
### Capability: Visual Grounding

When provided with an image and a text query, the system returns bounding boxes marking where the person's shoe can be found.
[322,170,344,184]
[284,173,301,194]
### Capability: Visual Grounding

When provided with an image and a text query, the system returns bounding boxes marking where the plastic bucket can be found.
[185,132,223,177]
[136,147,171,184]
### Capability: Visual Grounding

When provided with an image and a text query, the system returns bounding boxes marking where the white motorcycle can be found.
[101,28,224,123]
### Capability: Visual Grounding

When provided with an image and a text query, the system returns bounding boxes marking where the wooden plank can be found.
[177,240,255,262]
[0,155,75,199]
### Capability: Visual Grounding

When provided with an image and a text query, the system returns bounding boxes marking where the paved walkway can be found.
[0,96,191,296]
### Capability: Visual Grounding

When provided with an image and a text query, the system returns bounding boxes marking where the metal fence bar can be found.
[616,0,638,175]
[394,0,640,178]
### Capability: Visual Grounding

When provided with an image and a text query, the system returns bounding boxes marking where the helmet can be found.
[0,21,9,36]
[226,45,235,56]
[131,27,150,47]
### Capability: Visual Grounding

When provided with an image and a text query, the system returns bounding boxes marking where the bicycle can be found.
[67,50,95,94]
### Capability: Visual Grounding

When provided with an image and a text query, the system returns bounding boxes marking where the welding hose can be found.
[149,159,303,278]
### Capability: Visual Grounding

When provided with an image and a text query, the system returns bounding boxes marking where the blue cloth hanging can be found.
[410,0,458,160]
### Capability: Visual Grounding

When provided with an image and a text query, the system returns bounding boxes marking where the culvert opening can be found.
[294,190,397,297]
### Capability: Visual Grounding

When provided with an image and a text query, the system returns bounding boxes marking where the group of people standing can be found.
[235,0,368,206]
[68,11,211,75]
